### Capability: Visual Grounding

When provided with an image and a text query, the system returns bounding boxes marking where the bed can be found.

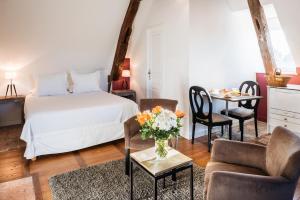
[21,91,139,159]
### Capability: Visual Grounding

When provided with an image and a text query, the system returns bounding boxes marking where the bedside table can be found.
[0,96,25,127]
[112,90,136,102]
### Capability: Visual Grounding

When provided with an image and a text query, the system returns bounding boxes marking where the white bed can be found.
[21,91,139,159]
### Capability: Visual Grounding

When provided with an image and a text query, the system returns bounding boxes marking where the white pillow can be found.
[36,73,68,96]
[70,71,101,94]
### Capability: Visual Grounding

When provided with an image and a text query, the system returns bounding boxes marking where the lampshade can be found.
[122,70,131,78]
[5,71,17,80]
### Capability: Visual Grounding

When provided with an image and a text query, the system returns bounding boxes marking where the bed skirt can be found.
[21,122,124,159]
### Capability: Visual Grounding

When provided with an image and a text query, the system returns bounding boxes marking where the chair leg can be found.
[208,127,212,152]
[239,120,244,142]
[125,148,130,175]
[254,114,259,138]
[192,123,196,144]
[229,124,232,140]
[221,125,224,136]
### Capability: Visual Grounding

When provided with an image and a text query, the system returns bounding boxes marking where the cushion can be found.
[200,113,231,123]
[204,161,267,194]
[266,127,300,179]
[70,71,101,94]
[221,107,254,119]
[36,73,68,96]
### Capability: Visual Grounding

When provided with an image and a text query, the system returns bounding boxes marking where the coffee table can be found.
[130,147,193,200]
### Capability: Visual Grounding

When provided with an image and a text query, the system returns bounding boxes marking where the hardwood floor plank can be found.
[0,123,299,200]
[73,151,87,168]
[32,173,43,200]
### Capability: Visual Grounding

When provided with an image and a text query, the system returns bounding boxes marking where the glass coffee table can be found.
[130,147,194,200]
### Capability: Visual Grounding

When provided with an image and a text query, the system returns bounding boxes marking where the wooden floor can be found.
[0,125,299,200]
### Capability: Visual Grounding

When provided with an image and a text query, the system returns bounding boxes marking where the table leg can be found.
[130,161,133,200]
[163,177,166,188]
[154,178,158,200]
[225,101,229,136]
[190,165,194,200]
[225,101,229,115]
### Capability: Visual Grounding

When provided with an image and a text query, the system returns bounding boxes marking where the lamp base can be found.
[122,79,129,90]
[5,84,18,98]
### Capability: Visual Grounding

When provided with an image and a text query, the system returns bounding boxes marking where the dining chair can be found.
[189,86,232,152]
[124,98,178,175]
[221,81,261,141]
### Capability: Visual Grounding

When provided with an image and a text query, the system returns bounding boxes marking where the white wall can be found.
[189,0,264,138]
[129,0,264,139]
[0,0,130,94]
[128,0,190,138]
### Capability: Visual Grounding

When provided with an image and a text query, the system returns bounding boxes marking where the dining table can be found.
[210,94,264,115]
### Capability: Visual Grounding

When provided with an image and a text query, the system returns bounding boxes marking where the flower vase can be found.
[155,139,169,160]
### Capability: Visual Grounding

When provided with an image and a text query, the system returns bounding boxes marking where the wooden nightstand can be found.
[0,96,25,127]
[112,90,136,102]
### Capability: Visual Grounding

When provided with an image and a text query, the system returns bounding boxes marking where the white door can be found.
[146,26,164,98]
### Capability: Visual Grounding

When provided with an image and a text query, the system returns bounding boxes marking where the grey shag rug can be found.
[49,160,205,200]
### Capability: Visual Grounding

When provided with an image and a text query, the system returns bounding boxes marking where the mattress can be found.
[21,91,139,159]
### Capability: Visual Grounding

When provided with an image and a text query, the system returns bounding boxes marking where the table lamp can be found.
[122,70,131,90]
[5,71,18,97]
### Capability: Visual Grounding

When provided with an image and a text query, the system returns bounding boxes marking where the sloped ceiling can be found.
[226,0,300,65]
[0,0,130,75]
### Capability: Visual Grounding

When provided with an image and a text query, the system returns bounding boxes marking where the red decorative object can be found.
[112,58,131,90]
[256,73,268,122]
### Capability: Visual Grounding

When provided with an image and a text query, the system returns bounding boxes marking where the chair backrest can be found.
[266,126,300,181]
[238,81,261,110]
[189,86,213,122]
[139,99,178,112]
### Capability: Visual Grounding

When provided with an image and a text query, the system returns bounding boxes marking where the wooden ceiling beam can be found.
[108,0,142,92]
[248,0,277,75]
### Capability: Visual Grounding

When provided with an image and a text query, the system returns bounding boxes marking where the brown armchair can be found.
[205,126,300,200]
[124,99,178,175]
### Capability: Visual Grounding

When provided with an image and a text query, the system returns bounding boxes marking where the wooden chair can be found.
[221,81,261,141]
[124,99,178,175]
[189,86,232,152]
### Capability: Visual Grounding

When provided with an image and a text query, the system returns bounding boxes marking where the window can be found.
[264,4,296,73]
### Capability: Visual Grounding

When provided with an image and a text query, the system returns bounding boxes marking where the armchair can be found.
[205,126,300,200]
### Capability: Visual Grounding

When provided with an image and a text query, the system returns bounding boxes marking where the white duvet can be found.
[21,91,139,159]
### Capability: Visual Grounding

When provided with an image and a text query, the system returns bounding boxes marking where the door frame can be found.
[146,25,165,98]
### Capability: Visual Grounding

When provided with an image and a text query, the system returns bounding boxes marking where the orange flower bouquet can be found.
[137,106,185,159]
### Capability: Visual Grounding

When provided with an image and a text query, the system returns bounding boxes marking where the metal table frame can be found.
[130,158,194,200]
[211,95,263,134]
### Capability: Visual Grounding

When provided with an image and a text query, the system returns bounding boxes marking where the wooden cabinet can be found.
[0,96,25,127]
[268,86,300,136]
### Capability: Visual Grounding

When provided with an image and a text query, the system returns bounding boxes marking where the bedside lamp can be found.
[122,70,131,90]
[4,71,18,97]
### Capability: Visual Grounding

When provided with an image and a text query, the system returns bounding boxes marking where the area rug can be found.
[49,160,205,200]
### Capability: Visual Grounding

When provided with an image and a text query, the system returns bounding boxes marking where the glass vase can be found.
[155,139,169,160]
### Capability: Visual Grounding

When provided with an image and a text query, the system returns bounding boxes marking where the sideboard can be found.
[268,86,300,136]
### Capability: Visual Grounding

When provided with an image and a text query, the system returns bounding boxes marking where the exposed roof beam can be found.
[248,0,277,75]
[108,0,141,92]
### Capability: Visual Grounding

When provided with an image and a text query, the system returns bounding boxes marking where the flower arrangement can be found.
[137,106,185,159]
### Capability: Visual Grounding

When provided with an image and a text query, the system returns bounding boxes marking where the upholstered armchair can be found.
[205,126,300,200]
[124,99,178,175]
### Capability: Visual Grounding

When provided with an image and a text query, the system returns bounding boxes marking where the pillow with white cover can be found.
[36,73,68,96]
[70,70,101,94]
